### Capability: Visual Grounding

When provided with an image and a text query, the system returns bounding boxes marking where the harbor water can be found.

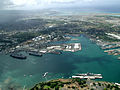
[0,35,120,89]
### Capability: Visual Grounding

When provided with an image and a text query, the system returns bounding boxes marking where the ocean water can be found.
[111,15,120,17]
[0,35,120,89]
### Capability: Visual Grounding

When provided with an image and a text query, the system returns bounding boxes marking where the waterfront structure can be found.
[46,43,81,53]
[63,43,81,52]
[72,73,103,79]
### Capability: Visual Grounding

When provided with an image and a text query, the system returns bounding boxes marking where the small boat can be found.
[43,72,48,77]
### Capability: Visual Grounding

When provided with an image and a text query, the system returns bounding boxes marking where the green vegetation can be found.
[72,78,86,85]
[12,32,41,43]
[1,14,120,53]
[31,80,66,90]
[31,79,120,90]
[31,79,87,90]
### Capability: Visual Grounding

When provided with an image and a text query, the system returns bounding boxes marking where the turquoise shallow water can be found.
[0,35,120,89]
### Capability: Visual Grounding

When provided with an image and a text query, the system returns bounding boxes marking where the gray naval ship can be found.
[10,53,27,59]
[28,51,43,57]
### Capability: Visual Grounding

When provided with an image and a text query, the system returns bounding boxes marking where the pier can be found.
[72,73,103,79]
[46,43,81,53]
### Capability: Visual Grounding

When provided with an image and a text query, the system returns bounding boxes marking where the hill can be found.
[30,78,120,90]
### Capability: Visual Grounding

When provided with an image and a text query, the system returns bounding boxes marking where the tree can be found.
[55,85,59,90]
[50,83,57,88]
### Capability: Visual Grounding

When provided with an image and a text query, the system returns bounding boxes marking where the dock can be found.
[72,73,103,79]
[72,76,103,79]
[63,43,81,52]
[46,43,81,53]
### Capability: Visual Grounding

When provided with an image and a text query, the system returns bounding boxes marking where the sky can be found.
[0,0,120,12]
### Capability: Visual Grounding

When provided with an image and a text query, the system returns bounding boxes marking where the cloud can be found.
[11,0,37,6]
[0,0,119,10]
[0,0,13,9]
[0,0,94,9]
[41,0,94,4]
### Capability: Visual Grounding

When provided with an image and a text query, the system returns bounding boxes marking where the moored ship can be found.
[29,52,43,57]
[72,73,102,79]
[49,51,62,55]
[10,53,27,59]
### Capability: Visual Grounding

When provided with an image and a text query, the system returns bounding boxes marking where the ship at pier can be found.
[10,53,27,59]
[72,73,103,79]
[28,51,43,57]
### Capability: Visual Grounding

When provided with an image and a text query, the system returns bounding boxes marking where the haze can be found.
[0,0,119,13]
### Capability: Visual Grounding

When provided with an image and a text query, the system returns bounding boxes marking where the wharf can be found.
[72,76,103,79]
[72,73,103,79]
[46,43,81,53]
[104,49,120,55]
